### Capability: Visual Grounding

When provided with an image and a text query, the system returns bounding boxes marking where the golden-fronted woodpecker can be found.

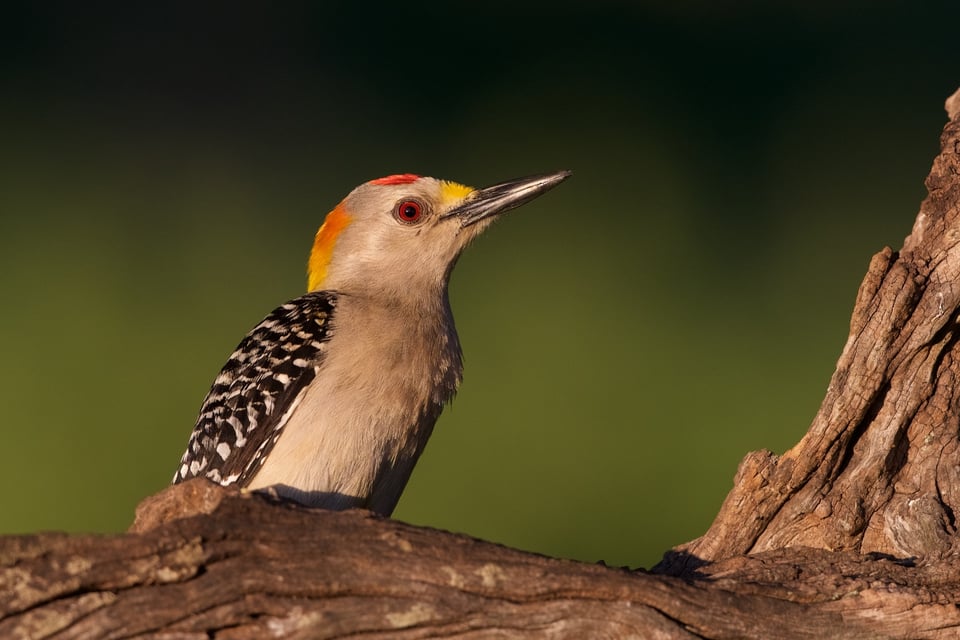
[173,171,571,515]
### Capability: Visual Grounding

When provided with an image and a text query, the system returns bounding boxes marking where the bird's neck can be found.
[338,276,453,321]
[332,287,463,396]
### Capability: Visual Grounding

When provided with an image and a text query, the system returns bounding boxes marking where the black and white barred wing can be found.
[173,291,337,486]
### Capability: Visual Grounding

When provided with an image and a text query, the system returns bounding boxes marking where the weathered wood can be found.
[657,87,960,576]
[2,88,959,639]
[2,480,959,639]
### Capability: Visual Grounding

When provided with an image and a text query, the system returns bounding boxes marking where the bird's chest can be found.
[246,302,463,507]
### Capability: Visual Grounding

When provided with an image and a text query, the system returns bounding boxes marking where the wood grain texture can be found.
[4,480,959,639]
[3,90,959,639]
[659,91,960,575]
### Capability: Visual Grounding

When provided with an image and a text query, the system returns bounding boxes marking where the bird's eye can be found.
[395,200,424,224]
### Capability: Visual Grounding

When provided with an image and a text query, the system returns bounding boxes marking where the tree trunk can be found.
[4,89,960,639]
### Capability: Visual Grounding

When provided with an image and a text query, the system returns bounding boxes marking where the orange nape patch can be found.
[370,174,420,186]
[308,202,352,291]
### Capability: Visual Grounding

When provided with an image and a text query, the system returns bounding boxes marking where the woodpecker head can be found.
[307,172,571,300]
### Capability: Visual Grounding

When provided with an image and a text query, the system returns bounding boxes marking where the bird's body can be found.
[174,171,569,515]
[245,290,462,513]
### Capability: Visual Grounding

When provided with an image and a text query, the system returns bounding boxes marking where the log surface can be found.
[3,88,960,639]
[3,480,960,639]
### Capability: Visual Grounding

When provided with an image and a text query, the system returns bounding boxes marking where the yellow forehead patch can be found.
[440,180,474,205]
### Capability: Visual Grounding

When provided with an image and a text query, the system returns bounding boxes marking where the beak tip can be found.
[543,169,573,185]
[526,169,573,197]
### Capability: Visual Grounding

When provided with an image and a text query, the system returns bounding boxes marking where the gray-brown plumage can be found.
[174,171,571,515]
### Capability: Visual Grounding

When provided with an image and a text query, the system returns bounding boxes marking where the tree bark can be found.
[4,89,960,639]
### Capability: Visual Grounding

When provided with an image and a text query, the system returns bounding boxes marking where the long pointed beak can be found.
[445,171,572,226]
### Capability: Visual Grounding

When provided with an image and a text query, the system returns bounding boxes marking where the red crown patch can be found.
[370,174,420,186]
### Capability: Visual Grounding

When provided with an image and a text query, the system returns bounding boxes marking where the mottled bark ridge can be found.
[3,89,960,639]
[659,87,960,575]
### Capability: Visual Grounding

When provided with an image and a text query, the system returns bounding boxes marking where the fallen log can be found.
[3,88,960,640]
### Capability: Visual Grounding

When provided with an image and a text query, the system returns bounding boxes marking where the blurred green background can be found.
[1,2,957,569]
